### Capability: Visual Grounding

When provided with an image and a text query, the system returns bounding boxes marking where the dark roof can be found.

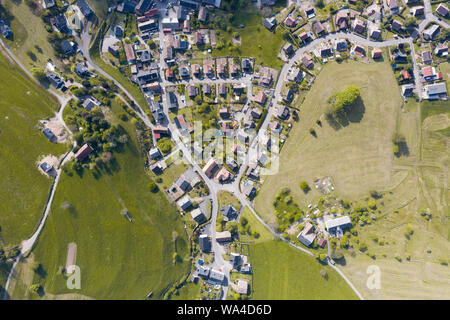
[77,0,93,17]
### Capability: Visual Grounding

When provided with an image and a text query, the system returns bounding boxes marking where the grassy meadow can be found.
[7,103,190,300]
[0,53,68,248]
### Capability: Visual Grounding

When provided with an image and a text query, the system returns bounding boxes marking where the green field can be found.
[212,4,285,70]
[7,103,190,300]
[1,1,61,70]
[254,59,450,299]
[255,59,402,227]
[0,53,68,248]
[250,240,358,300]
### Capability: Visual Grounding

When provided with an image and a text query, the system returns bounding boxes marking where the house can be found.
[370,29,381,39]
[402,70,412,81]
[136,49,152,63]
[240,264,252,274]
[47,73,64,89]
[204,64,214,77]
[253,91,267,105]
[179,66,190,78]
[215,167,233,183]
[74,144,93,162]
[286,67,303,83]
[284,16,297,28]
[177,195,192,210]
[276,105,290,120]
[230,252,241,268]
[124,43,135,64]
[82,97,99,111]
[325,216,352,234]
[423,25,440,40]
[436,3,449,17]
[197,265,210,279]
[250,107,262,119]
[166,92,178,110]
[199,234,211,252]
[299,32,310,43]
[202,158,218,178]
[217,63,226,76]
[191,64,201,77]
[317,238,327,248]
[149,147,161,160]
[422,51,432,65]
[241,59,252,72]
[40,162,53,174]
[77,0,93,18]
[198,6,207,22]
[52,14,69,33]
[401,84,414,97]
[423,82,447,100]
[43,0,55,9]
[61,40,74,55]
[187,85,198,98]
[221,205,237,220]
[410,6,424,16]
[283,43,294,56]
[335,11,348,30]
[320,46,333,57]
[136,69,159,85]
[312,21,325,34]
[229,64,239,77]
[42,128,56,141]
[304,7,315,19]
[74,64,89,77]
[108,43,120,57]
[209,269,225,284]
[434,43,448,56]
[335,40,347,52]
[301,54,314,69]
[353,45,366,56]
[242,184,256,198]
[216,231,232,243]
[194,31,203,46]
[202,84,211,95]
[218,83,227,95]
[138,19,158,33]
[372,48,383,59]
[422,66,437,81]
[190,208,206,223]
[353,19,366,34]
[297,222,316,247]
[152,126,170,141]
[367,4,382,21]
[392,48,407,62]
[0,21,13,39]
[163,45,174,61]
[165,68,174,81]
[388,0,399,13]
[263,17,277,31]
[391,20,403,32]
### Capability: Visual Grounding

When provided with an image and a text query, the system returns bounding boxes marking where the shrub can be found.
[300,181,310,193]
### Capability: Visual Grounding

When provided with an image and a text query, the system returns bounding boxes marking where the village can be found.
[0,0,448,301]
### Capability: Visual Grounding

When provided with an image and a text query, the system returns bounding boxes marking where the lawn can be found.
[250,240,358,299]
[255,59,402,227]
[218,191,242,211]
[211,5,285,70]
[1,1,61,71]
[7,103,190,300]
[239,207,275,244]
[0,53,68,248]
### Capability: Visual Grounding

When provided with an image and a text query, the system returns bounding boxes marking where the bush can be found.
[300,181,310,193]
[148,181,159,193]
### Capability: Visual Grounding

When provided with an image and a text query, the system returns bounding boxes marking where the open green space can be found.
[0,53,68,248]
[1,1,61,70]
[218,191,242,211]
[255,59,402,227]
[8,103,190,300]
[211,2,285,69]
[250,240,358,299]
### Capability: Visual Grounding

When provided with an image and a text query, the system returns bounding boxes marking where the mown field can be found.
[250,240,358,300]
[0,52,67,248]
[254,58,450,299]
[255,59,401,226]
[7,103,190,300]
[237,208,357,300]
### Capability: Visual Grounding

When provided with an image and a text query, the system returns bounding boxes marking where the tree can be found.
[148,181,159,193]
[329,86,360,113]
[404,17,417,28]
[315,0,325,9]
[300,181,310,193]
[31,68,48,83]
